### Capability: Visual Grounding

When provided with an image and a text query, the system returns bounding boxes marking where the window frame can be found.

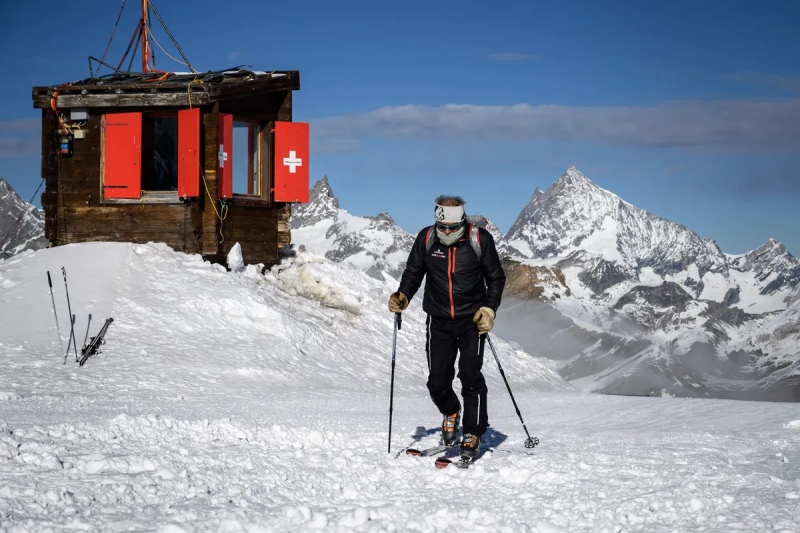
[100,109,201,204]
[230,118,272,205]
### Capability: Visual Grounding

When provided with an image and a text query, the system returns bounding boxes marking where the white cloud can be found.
[0,137,39,158]
[311,98,800,153]
[0,118,40,134]
[487,52,536,61]
[726,72,800,93]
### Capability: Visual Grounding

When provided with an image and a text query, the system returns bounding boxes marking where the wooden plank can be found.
[225,205,281,218]
[211,75,300,100]
[277,91,293,121]
[58,233,205,253]
[221,230,281,242]
[34,93,212,109]
[61,204,189,218]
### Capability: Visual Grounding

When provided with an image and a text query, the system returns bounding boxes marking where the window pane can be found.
[233,121,261,196]
[142,116,178,191]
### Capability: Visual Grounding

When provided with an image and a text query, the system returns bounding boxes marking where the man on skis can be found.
[388,195,506,461]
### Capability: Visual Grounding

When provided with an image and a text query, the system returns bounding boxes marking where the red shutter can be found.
[273,121,309,203]
[103,112,142,199]
[177,108,200,197]
[218,113,233,199]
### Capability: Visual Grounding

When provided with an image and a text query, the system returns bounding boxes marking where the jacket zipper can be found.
[448,247,456,318]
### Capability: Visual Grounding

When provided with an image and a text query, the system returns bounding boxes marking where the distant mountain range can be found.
[0,178,47,259]
[289,168,800,401]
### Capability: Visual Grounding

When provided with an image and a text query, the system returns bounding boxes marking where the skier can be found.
[389,195,506,461]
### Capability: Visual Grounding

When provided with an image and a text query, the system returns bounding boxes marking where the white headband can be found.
[434,204,465,223]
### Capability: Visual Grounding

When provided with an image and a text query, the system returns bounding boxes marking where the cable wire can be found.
[146,27,191,70]
[148,0,196,72]
[97,0,128,76]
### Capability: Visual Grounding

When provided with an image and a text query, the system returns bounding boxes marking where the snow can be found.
[1,242,799,532]
[290,219,337,256]
[578,216,624,264]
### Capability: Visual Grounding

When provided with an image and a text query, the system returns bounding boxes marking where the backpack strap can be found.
[469,223,482,260]
[425,226,435,254]
[425,224,482,260]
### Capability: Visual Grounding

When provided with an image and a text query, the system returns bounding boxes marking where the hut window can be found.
[102,110,200,201]
[142,114,178,191]
[232,120,262,196]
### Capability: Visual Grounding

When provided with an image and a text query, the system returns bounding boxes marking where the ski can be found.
[406,443,456,457]
[435,456,475,469]
[79,318,114,367]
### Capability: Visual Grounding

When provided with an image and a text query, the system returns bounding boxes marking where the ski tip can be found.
[434,458,452,469]
[406,449,423,457]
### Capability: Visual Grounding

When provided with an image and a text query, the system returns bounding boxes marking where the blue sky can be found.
[1,0,798,255]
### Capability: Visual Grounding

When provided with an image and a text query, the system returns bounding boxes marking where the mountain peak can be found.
[554,166,597,190]
[742,238,793,268]
[289,176,340,229]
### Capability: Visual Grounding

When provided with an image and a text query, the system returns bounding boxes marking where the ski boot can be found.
[442,410,460,446]
[460,433,481,461]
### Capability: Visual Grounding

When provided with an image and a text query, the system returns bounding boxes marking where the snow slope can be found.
[1,243,799,532]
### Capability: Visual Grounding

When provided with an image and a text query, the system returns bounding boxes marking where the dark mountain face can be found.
[1,178,47,259]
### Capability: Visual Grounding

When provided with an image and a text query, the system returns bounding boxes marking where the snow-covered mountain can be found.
[498,167,799,399]
[290,169,800,401]
[506,167,799,311]
[290,177,415,280]
[288,175,340,230]
[0,178,47,259]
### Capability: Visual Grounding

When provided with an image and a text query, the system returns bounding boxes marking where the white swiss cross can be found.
[283,150,303,173]
[218,145,228,167]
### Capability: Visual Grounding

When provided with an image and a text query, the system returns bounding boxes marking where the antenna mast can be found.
[141,0,152,72]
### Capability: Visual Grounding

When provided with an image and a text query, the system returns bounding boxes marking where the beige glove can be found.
[388,292,409,313]
[473,307,495,334]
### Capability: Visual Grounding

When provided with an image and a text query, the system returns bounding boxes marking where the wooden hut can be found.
[31,14,308,268]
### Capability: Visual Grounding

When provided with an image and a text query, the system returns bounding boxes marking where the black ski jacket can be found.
[398,225,506,320]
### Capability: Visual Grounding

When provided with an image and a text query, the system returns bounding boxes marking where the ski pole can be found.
[82,313,93,351]
[46,271,65,356]
[64,314,76,365]
[61,267,79,362]
[485,334,539,449]
[388,309,402,454]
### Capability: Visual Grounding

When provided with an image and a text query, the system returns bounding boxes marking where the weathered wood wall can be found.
[40,90,296,268]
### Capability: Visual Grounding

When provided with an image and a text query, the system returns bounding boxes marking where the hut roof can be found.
[33,68,300,109]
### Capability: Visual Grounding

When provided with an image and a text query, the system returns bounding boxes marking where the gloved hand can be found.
[388,292,409,313]
[473,307,495,334]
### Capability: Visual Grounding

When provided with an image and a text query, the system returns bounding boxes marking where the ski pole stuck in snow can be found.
[61,267,79,362]
[82,313,93,349]
[486,333,539,449]
[46,271,64,356]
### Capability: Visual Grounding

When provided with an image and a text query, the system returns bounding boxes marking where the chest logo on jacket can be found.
[431,248,446,260]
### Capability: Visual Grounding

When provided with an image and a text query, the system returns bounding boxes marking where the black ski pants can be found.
[425,314,488,437]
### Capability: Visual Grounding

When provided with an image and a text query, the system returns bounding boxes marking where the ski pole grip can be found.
[47,271,52,287]
[393,292,403,330]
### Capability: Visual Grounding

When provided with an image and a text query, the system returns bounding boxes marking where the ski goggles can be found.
[435,220,464,231]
